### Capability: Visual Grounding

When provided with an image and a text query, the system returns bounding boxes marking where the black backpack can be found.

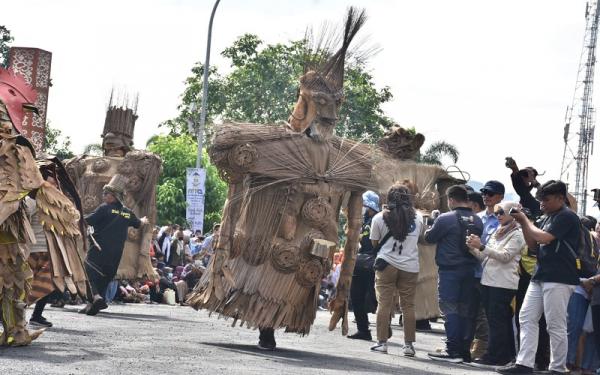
[561,223,599,278]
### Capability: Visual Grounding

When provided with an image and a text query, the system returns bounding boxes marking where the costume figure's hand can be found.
[140,216,149,225]
[328,293,349,336]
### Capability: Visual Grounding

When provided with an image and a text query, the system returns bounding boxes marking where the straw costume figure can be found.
[187,8,376,350]
[66,98,161,281]
[0,68,46,345]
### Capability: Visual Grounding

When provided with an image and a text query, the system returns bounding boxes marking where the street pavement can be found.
[0,303,502,375]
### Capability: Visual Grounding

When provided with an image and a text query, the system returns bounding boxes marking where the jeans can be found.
[516,281,575,372]
[350,268,376,333]
[481,285,516,363]
[566,293,590,366]
[438,267,477,355]
[105,280,119,303]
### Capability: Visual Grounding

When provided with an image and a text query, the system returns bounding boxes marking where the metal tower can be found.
[560,1,600,215]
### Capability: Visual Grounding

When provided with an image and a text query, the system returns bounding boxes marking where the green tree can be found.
[0,26,12,68]
[418,141,459,166]
[147,134,227,233]
[44,122,75,160]
[162,33,393,141]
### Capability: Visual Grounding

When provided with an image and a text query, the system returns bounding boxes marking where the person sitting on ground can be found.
[369,183,423,357]
[466,201,525,367]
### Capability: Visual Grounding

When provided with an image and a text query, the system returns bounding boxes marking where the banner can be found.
[186,168,206,232]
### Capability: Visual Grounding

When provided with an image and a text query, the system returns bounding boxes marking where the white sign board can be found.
[186,168,206,232]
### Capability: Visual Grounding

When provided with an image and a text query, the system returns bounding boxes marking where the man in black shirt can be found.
[80,175,148,316]
[498,180,579,374]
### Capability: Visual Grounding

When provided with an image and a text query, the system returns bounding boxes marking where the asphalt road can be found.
[0,303,500,375]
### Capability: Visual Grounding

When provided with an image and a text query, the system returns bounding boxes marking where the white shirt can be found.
[370,211,423,273]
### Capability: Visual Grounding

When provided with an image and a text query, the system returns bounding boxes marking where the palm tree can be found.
[418,141,459,166]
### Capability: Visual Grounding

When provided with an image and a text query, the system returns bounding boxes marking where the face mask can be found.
[362,206,368,216]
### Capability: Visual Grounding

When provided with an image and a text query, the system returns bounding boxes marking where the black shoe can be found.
[428,350,463,363]
[257,328,276,351]
[29,316,53,327]
[416,319,432,331]
[471,357,499,368]
[86,298,105,316]
[98,300,109,311]
[78,304,90,314]
[496,364,533,374]
[462,351,472,363]
[257,339,276,351]
[348,331,372,341]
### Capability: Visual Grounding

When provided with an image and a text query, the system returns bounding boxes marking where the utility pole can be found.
[560,1,600,215]
[196,0,221,168]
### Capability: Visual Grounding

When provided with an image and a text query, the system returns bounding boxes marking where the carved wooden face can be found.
[102,132,130,157]
[288,72,343,141]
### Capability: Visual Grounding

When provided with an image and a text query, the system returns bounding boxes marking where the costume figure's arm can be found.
[328,190,363,335]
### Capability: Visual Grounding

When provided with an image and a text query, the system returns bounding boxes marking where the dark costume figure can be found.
[27,156,89,327]
[348,191,380,340]
[81,175,147,315]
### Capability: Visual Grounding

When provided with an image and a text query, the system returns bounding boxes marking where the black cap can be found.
[480,180,505,195]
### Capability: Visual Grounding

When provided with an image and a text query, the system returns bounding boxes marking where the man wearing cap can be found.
[81,175,148,315]
[348,191,380,341]
[469,181,505,359]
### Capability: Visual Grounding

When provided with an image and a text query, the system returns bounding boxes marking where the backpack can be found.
[561,223,599,278]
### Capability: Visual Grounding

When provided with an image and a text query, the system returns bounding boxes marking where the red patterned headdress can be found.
[0,67,37,133]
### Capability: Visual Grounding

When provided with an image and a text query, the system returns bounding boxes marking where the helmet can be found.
[362,190,380,213]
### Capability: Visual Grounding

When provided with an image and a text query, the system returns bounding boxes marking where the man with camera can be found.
[498,180,580,375]
[425,185,483,363]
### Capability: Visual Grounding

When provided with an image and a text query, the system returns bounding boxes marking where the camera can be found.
[509,207,521,215]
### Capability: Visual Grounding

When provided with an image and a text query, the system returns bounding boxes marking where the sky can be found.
[4,0,600,212]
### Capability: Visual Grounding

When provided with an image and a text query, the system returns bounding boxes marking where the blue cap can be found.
[362,190,380,212]
[480,180,505,195]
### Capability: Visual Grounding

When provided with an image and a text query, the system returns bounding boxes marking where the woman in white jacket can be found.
[466,201,525,367]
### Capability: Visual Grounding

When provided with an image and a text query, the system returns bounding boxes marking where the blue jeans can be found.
[105,280,119,303]
[438,267,477,355]
[567,293,589,366]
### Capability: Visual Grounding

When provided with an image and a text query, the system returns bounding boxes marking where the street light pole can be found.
[196,0,221,168]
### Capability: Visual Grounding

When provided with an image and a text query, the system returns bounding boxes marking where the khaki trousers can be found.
[375,264,418,343]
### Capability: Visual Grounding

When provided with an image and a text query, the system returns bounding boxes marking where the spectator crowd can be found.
[340,158,600,375]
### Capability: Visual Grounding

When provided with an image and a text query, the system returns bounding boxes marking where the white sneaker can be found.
[403,344,415,357]
[370,342,388,354]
